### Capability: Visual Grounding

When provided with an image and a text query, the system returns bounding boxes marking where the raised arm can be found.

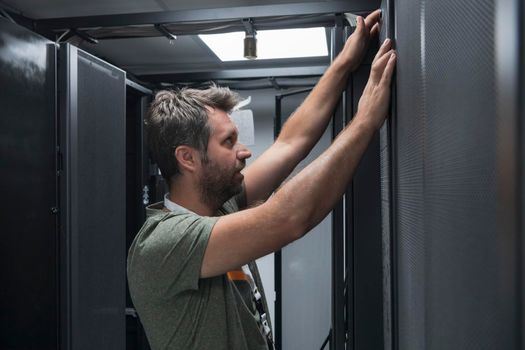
[243,10,382,206]
[201,39,396,278]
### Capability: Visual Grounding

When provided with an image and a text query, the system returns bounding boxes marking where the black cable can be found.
[319,329,331,350]
[0,8,15,23]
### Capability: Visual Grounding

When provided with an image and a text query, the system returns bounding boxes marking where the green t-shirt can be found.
[127,190,271,350]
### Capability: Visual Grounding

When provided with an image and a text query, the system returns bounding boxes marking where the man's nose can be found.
[236,144,252,160]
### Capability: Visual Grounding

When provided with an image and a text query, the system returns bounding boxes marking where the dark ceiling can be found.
[0,0,380,88]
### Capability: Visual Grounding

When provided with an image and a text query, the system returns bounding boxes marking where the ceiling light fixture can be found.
[242,18,257,60]
[199,27,328,62]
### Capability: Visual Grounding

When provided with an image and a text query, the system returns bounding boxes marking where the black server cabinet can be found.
[0,18,58,350]
[59,44,126,350]
[386,0,524,349]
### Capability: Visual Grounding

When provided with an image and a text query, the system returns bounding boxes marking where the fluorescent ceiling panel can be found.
[199,27,328,61]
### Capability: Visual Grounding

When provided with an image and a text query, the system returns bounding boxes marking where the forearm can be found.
[277,53,353,159]
[268,116,376,237]
[275,10,381,161]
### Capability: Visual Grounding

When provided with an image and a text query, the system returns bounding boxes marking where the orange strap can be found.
[227,270,248,281]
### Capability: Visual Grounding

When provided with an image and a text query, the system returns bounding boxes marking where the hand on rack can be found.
[355,38,397,130]
[342,9,382,72]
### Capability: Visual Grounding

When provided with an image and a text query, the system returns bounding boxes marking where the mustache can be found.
[236,160,246,172]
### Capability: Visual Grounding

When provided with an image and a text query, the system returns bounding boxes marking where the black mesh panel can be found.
[395,0,426,348]
[64,48,127,350]
[394,0,518,349]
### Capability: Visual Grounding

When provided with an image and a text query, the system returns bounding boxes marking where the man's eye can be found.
[225,138,233,145]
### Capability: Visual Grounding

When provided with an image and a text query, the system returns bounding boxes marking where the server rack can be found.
[59,43,127,350]
[385,0,524,349]
[0,18,58,350]
[1,20,132,350]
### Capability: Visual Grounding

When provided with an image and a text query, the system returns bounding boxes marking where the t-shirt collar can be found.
[163,193,196,215]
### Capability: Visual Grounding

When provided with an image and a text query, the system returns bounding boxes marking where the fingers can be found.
[380,52,397,86]
[365,9,382,30]
[355,15,365,33]
[373,39,392,65]
[371,49,395,82]
[370,22,380,37]
[354,9,381,37]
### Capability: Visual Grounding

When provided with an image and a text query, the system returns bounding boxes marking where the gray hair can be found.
[145,85,240,186]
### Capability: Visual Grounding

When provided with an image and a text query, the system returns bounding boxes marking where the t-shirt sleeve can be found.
[137,213,219,298]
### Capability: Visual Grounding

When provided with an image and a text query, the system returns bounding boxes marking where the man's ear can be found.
[174,145,199,173]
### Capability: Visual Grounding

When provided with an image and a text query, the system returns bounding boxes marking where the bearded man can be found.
[127,9,396,350]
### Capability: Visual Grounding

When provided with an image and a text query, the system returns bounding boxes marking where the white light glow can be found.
[199,27,328,61]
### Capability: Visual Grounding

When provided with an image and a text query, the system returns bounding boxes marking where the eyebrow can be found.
[223,127,238,139]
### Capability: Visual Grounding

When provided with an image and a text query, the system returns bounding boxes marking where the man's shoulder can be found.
[139,205,216,245]
[131,202,221,261]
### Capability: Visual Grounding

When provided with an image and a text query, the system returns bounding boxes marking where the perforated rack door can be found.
[0,19,58,350]
[60,44,126,350]
[392,0,522,349]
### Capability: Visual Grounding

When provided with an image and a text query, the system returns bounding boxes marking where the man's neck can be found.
[168,178,216,216]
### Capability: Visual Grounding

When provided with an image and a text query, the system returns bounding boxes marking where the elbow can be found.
[284,212,309,242]
[265,192,311,243]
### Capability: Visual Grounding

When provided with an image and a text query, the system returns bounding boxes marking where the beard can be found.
[199,158,243,210]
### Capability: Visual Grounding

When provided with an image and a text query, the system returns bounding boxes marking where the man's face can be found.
[198,108,251,208]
